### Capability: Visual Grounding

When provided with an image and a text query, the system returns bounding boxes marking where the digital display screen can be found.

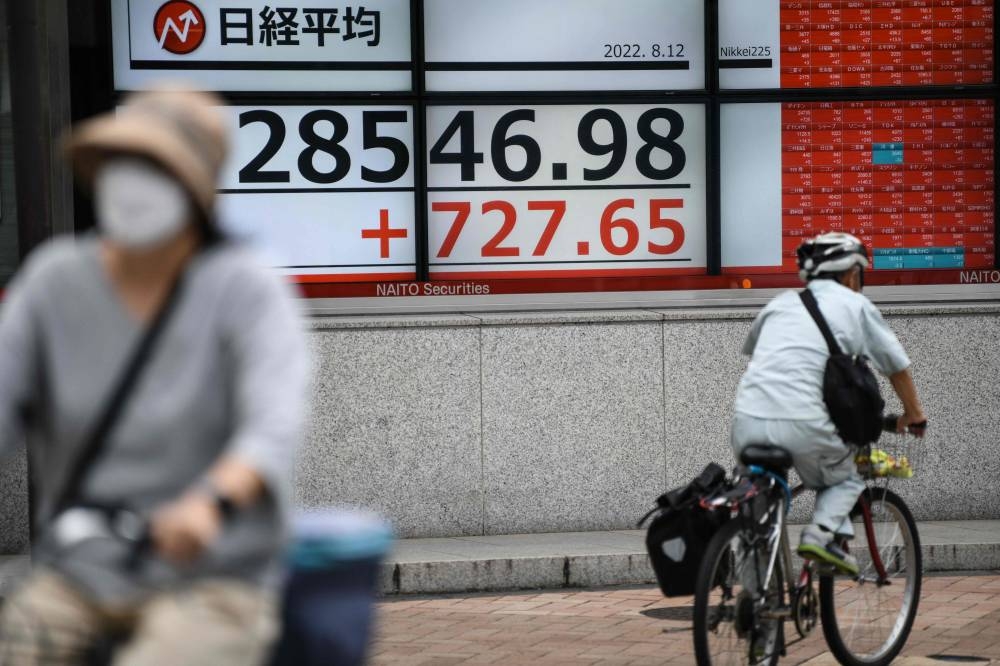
[722,99,995,273]
[107,1,998,301]
[112,0,413,92]
[423,0,705,91]
[425,104,706,279]
[215,105,417,280]
[719,0,994,89]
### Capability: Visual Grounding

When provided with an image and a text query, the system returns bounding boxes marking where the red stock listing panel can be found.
[782,99,994,272]
[721,98,995,277]
[720,0,994,89]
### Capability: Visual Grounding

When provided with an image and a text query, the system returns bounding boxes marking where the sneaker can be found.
[797,525,860,577]
[750,635,767,663]
[749,626,779,664]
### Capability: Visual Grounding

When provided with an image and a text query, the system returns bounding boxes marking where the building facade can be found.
[0,1,998,554]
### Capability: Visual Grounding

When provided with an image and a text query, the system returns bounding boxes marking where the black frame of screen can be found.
[79,0,999,281]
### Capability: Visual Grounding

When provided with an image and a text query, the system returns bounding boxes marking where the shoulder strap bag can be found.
[799,289,884,445]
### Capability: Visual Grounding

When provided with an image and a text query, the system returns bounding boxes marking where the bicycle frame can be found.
[696,425,924,666]
[731,467,799,602]
[791,482,893,585]
[857,484,897,582]
[720,470,897,626]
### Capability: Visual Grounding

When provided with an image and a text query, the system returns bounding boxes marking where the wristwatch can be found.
[198,479,238,521]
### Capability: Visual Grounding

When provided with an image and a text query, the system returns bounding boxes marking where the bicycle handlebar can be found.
[882,413,928,435]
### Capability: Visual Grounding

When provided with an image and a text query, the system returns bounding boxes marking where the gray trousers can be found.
[731,413,865,537]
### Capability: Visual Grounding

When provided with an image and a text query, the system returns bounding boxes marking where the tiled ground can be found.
[372,573,1000,665]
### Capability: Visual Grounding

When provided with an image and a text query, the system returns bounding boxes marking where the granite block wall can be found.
[479,314,666,534]
[296,318,483,537]
[880,314,1000,520]
[660,318,749,485]
[1,305,998,550]
[0,448,28,553]
[295,306,999,538]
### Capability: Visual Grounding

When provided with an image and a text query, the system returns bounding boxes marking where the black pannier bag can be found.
[799,290,885,445]
[638,462,730,598]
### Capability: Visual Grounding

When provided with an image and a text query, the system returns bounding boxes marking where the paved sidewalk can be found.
[0,555,29,599]
[2,521,998,598]
[381,520,1000,595]
[372,572,1000,665]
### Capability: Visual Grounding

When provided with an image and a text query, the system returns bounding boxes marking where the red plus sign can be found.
[361,209,408,259]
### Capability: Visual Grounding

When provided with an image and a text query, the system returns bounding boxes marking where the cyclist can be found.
[731,232,926,575]
[0,87,309,664]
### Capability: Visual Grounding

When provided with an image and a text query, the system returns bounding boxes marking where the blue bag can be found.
[270,510,393,666]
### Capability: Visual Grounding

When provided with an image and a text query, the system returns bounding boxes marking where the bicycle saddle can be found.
[739,444,793,471]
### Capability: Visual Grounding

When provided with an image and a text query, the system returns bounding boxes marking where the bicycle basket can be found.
[855,436,925,479]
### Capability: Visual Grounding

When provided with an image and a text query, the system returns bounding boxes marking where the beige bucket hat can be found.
[65,85,228,222]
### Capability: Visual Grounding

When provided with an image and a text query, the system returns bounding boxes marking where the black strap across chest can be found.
[799,288,843,356]
[52,273,187,515]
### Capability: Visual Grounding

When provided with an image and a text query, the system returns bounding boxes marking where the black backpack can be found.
[638,462,730,597]
[799,289,885,445]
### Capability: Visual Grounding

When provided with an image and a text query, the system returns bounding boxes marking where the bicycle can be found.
[692,415,926,666]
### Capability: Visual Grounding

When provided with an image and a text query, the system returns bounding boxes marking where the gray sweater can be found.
[0,236,309,604]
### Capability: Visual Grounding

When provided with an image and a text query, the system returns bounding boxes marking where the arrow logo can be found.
[153,2,206,55]
[158,9,199,48]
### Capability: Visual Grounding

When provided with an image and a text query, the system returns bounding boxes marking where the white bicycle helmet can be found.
[796,232,870,282]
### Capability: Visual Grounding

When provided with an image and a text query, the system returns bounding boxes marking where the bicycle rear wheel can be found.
[693,519,783,666]
[819,487,921,666]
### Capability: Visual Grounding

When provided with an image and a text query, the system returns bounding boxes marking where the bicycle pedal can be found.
[760,606,793,620]
[812,562,836,575]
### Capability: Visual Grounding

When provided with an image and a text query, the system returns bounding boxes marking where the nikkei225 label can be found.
[216,105,416,281]
[425,105,706,279]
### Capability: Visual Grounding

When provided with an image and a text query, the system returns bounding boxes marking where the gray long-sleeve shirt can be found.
[0,235,309,604]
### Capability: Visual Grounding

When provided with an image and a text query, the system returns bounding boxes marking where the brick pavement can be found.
[371,572,1000,665]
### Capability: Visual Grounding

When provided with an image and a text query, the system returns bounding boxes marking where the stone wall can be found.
[2,303,999,551]
[295,303,1000,537]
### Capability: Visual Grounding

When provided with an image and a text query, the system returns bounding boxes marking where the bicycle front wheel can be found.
[819,487,922,666]
[693,519,783,666]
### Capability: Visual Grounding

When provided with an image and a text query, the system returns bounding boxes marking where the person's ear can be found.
[845,266,862,293]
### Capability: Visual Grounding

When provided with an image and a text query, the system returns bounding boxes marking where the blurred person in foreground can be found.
[0,86,309,665]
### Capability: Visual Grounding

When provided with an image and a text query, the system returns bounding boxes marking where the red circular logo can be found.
[153,1,206,55]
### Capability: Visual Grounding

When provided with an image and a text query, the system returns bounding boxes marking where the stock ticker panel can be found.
[781,0,994,87]
[780,99,995,271]
[721,0,995,88]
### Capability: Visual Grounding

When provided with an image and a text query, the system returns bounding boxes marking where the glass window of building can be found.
[0,0,19,285]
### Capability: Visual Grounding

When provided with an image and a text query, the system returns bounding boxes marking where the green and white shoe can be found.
[798,525,860,577]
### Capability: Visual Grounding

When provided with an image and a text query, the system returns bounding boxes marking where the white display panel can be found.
[718,0,781,89]
[425,104,706,278]
[720,104,783,268]
[216,105,416,279]
[423,0,705,91]
[112,0,412,92]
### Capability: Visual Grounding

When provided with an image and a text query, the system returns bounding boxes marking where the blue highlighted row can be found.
[873,247,964,256]
[872,142,904,165]
[874,250,965,270]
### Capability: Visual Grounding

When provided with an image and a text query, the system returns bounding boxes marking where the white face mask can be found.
[95,158,191,249]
